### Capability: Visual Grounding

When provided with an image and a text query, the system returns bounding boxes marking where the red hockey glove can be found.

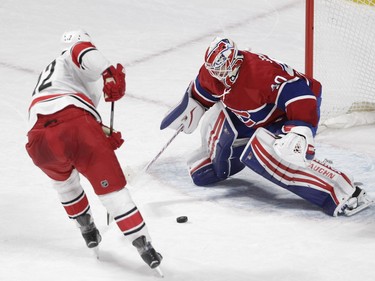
[102,125,124,150]
[102,64,126,102]
[107,131,124,150]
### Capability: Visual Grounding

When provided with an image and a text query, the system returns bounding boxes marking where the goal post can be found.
[305,0,314,78]
[305,0,375,128]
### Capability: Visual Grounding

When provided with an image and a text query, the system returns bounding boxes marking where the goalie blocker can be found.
[188,103,373,216]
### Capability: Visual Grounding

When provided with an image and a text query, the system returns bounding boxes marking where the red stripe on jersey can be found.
[71,42,96,68]
[285,98,319,127]
[115,209,144,233]
[29,93,95,111]
[62,193,90,218]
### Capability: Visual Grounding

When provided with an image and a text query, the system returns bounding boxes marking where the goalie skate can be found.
[340,187,374,216]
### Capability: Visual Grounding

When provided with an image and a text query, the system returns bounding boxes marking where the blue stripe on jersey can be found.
[276,79,316,111]
[194,77,220,104]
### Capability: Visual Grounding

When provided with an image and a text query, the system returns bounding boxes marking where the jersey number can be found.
[32,60,56,96]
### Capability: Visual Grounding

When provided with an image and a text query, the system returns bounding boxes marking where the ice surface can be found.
[1,1,375,281]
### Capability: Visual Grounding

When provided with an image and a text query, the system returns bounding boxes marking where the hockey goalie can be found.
[161,37,373,216]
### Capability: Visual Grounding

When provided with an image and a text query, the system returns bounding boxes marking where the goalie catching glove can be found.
[273,125,315,167]
[102,124,124,150]
[102,64,126,102]
[160,82,206,134]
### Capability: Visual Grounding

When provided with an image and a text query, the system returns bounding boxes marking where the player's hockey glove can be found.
[102,64,126,102]
[273,126,315,167]
[102,124,124,150]
[160,82,206,134]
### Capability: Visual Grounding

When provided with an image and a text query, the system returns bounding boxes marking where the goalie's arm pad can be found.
[160,82,206,134]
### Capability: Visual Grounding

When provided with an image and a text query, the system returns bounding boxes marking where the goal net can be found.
[311,0,375,128]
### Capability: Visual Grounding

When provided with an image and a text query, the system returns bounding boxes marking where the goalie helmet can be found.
[61,29,92,51]
[204,37,243,88]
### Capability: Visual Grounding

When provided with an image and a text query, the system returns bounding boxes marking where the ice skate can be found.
[341,187,374,216]
[132,235,163,269]
[77,214,102,249]
[81,226,102,248]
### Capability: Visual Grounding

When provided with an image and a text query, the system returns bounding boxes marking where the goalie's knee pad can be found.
[188,103,245,185]
[189,155,245,186]
[189,157,221,186]
[240,128,355,216]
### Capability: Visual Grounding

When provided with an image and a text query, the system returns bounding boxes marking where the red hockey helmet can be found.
[204,37,243,87]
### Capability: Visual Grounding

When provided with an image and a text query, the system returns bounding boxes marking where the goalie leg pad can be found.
[189,154,245,186]
[204,103,239,179]
[240,128,355,216]
[188,103,245,185]
[189,157,221,186]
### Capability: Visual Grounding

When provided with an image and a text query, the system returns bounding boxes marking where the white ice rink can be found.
[1,0,375,280]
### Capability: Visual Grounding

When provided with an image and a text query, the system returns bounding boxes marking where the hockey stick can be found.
[107,102,115,226]
[110,101,115,134]
[144,124,184,172]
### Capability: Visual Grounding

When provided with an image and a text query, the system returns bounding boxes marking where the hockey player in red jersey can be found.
[26,30,162,269]
[161,37,373,216]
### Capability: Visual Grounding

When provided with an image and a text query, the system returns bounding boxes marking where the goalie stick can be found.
[144,124,184,172]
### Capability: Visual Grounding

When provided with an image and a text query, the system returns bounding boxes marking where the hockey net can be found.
[309,0,375,128]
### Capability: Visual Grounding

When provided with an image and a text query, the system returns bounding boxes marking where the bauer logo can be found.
[101,180,109,188]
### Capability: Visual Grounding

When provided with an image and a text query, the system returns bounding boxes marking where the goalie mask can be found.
[61,29,92,51]
[204,37,243,88]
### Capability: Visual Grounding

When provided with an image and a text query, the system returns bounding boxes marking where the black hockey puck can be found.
[176,216,188,223]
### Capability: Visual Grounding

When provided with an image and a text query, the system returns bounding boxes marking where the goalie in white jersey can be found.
[25,29,162,269]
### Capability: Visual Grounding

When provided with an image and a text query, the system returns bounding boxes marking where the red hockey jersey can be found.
[192,51,322,130]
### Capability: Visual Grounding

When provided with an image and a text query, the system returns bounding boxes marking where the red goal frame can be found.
[305,0,314,78]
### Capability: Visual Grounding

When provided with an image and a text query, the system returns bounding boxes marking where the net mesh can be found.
[314,0,375,124]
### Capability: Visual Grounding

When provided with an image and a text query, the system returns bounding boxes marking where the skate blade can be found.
[344,200,374,216]
[154,266,164,278]
[92,246,100,259]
